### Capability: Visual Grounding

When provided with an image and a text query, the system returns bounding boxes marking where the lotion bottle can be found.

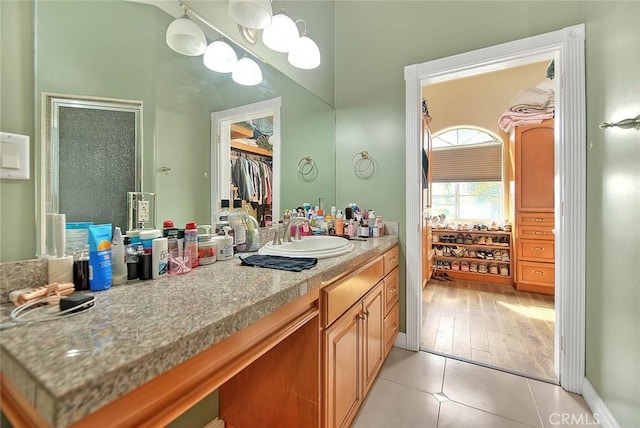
[215,226,234,261]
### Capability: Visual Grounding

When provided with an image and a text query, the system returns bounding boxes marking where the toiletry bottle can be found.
[347,220,355,238]
[72,245,90,291]
[124,236,139,280]
[229,200,247,253]
[152,237,168,279]
[335,210,344,236]
[139,229,161,254]
[215,226,234,261]
[162,220,180,252]
[137,245,152,280]
[111,227,128,285]
[245,206,261,252]
[184,222,199,268]
[325,213,333,235]
[316,208,325,230]
[215,199,231,234]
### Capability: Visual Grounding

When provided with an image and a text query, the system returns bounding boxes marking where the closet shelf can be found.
[433,255,511,263]
[433,242,510,250]
[432,229,512,235]
[231,141,273,157]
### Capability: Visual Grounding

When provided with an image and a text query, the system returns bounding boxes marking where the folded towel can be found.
[509,87,553,113]
[240,255,318,272]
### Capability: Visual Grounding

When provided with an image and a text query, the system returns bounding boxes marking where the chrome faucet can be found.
[282,217,311,242]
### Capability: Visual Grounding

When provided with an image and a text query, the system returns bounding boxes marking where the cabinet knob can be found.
[358,311,370,320]
[390,287,397,293]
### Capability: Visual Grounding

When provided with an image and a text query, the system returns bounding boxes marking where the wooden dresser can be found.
[513,120,555,294]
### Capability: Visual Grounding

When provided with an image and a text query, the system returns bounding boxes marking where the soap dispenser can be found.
[215,226,234,261]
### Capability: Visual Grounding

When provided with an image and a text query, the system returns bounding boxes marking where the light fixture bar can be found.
[179,1,267,64]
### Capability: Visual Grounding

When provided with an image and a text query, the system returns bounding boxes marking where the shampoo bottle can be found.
[185,222,199,268]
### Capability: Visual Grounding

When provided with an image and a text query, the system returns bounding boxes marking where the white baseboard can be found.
[393,332,407,349]
[582,377,620,428]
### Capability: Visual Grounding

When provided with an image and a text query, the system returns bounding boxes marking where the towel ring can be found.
[297,156,314,176]
[352,151,373,173]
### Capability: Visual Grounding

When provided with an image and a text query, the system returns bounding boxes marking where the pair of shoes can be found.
[485,236,493,245]
[435,245,444,256]
[432,234,440,243]
[478,236,486,245]
[470,262,478,272]
[498,236,509,246]
[451,246,465,257]
[461,262,470,272]
[501,250,510,261]
[456,233,465,244]
[452,261,460,271]
[468,249,477,258]
[443,261,451,270]
[486,251,494,260]
[493,249,502,260]
[478,263,488,274]
[489,264,499,275]
[464,233,473,244]
[500,265,509,276]
[476,250,487,259]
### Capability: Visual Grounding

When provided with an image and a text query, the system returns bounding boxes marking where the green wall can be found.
[333,1,638,426]
[0,1,36,262]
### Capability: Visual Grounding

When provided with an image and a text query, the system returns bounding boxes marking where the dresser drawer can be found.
[383,246,399,275]
[518,225,555,241]
[383,267,399,315]
[517,212,554,227]
[516,261,555,286]
[518,239,555,262]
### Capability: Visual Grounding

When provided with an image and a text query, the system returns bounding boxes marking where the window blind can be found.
[431,143,502,183]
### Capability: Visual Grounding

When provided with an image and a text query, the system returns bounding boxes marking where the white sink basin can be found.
[258,235,355,259]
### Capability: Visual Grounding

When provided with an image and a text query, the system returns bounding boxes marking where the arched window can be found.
[430,127,503,220]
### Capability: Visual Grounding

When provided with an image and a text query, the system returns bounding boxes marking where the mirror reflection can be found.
[35,0,336,254]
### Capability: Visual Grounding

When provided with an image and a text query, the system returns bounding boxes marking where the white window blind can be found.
[431,143,502,183]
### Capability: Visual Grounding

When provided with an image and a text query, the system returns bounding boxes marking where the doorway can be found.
[421,62,557,382]
[404,24,586,393]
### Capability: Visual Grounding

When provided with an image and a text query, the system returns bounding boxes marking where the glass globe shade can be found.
[203,41,238,73]
[232,57,263,86]
[262,13,299,53]
[165,17,207,56]
[288,34,321,69]
[228,0,272,30]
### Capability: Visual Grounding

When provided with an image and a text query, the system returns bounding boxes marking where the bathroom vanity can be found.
[0,235,398,427]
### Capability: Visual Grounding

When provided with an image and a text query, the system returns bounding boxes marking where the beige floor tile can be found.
[351,378,440,428]
[378,347,446,394]
[528,379,599,428]
[443,358,542,427]
[438,400,534,428]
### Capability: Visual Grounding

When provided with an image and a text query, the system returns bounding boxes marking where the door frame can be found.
[404,24,586,393]
[210,97,282,225]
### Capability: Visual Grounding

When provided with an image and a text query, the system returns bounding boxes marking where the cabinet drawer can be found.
[384,301,399,357]
[321,257,384,327]
[383,246,399,276]
[517,212,554,227]
[518,225,555,241]
[383,267,399,315]
[516,261,555,286]
[518,239,555,262]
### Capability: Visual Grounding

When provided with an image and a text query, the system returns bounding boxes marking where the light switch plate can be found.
[0,132,30,180]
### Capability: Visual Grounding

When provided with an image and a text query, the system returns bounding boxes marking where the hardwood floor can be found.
[421,277,556,382]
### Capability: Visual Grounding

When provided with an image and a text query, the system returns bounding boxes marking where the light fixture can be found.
[166,12,207,56]
[262,11,299,53]
[232,57,263,86]
[228,0,272,30]
[203,40,238,73]
[287,21,320,70]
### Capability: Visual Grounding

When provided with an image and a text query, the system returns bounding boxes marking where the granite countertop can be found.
[0,235,398,427]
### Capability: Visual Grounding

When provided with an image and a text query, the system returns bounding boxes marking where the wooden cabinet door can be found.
[362,282,384,395]
[324,303,362,428]
[515,122,554,211]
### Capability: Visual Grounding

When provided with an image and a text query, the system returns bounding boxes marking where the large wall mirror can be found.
[34,0,336,254]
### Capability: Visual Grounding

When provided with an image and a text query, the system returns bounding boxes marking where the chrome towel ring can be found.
[297,156,315,176]
[352,150,373,173]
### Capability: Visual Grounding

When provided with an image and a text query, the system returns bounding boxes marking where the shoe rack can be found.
[431,228,514,285]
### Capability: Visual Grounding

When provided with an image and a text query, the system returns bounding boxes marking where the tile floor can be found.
[353,348,597,428]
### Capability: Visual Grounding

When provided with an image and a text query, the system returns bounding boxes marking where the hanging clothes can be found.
[231,155,273,205]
